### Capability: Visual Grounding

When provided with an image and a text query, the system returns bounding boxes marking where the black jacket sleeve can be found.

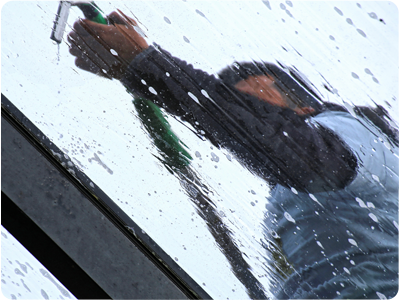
[121,45,357,193]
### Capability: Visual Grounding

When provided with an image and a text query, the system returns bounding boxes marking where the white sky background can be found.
[1,1,398,299]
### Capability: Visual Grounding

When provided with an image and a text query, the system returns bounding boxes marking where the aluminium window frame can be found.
[1,94,211,299]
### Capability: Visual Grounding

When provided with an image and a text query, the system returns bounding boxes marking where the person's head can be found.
[218,62,320,115]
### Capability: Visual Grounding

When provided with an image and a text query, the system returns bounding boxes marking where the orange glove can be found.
[68,10,149,79]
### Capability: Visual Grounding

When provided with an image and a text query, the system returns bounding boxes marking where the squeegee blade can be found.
[50,1,72,43]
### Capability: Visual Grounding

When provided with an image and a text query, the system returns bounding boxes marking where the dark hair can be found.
[218,61,323,111]
[218,61,270,86]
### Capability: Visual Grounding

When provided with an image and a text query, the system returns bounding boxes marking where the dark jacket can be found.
[121,45,357,194]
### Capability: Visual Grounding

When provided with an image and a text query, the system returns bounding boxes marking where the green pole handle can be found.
[133,98,192,171]
[73,2,108,24]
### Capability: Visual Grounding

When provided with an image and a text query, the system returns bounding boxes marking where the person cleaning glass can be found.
[67,7,398,299]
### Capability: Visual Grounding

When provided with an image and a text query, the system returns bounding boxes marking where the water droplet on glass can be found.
[372,174,380,182]
[286,1,293,7]
[262,0,271,10]
[195,9,205,17]
[188,92,199,103]
[369,213,379,223]
[393,221,398,230]
[356,28,367,37]
[348,238,358,247]
[285,10,293,18]
[280,3,286,10]
[368,12,378,19]
[364,68,373,75]
[334,7,343,16]
[201,89,210,98]
[110,49,118,56]
[346,18,353,25]
[355,197,367,208]
[376,292,387,300]
[366,202,375,208]
[211,152,219,162]
[316,241,324,249]
[309,194,322,206]
[183,36,190,43]
[41,289,49,300]
[14,269,24,277]
[290,187,298,194]
[329,35,335,41]
[351,72,359,79]
[149,87,157,95]
[284,212,296,223]
[164,16,171,24]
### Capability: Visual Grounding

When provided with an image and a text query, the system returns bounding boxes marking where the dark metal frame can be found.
[1,94,211,299]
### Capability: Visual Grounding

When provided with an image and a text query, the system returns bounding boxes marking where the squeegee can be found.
[51,1,107,43]
[50,1,192,170]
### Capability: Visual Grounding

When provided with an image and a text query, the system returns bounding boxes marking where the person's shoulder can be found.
[354,105,399,147]
[317,103,399,148]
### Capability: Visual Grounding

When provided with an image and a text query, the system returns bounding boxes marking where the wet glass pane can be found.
[1,226,76,300]
[2,1,398,298]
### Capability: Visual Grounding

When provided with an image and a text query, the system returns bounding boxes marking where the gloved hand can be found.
[68,10,149,79]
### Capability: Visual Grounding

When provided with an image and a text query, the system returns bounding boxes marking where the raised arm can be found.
[68,11,357,193]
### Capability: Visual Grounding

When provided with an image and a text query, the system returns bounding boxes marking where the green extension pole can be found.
[133,98,192,171]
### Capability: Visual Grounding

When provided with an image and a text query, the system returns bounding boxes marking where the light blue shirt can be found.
[265,111,398,299]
